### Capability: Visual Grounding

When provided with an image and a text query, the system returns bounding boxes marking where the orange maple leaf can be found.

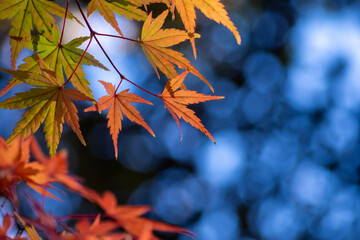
[85,80,154,158]
[0,135,30,168]
[146,0,240,58]
[0,135,39,204]
[95,191,194,240]
[160,71,224,143]
[96,191,152,221]
[167,0,241,58]
[140,10,214,92]
[26,137,98,202]
[64,215,127,240]
[0,56,93,156]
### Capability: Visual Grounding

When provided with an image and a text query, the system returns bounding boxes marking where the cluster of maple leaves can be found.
[0,135,196,239]
[0,0,240,157]
[0,0,240,238]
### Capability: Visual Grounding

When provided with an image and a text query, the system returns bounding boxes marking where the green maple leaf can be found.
[0,0,81,69]
[87,0,148,36]
[0,59,93,156]
[1,26,109,99]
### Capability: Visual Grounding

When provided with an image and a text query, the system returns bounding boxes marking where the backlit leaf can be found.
[87,0,148,36]
[160,71,224,143]
[165,0,241,45]
[95,191,194,240]
[194,0,241,44]
[0,0,80,69]
[85,80,154,158]
[0,66,92,156]
[140,11,213,91]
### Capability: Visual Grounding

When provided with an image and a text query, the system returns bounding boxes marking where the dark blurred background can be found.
[2,0,360,239]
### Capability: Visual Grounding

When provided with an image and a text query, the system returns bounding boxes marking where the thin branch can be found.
[74,0,159,98]
[74,0,94,33]
[93,35,124,78]
[124,76,159,97]
[115,78,123,92]
[94,35,159,98]
[63,36,93,86]
[94,32,141,44]
[55,214,99,221]
[57,220,76,234]
[59,0,69,46]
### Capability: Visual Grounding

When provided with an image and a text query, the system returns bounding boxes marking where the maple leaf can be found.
[66,215,128,240]
[167,0,240,50]
[0,26,108,99]
[0,134,96,201]
[0,63,93,156]
[193,0,241,44]
[160,71,224,143]
[95,191,194,240]
[0,0,80,69]
[123,217,195,240]
[0,135,30,168]
[140,10,214,91]
[28,149,98,201]
[96,193,192,239]
[148,0,240,58]
[85,80,154,158]
[0,135,40,204]
[173,0,197,58]
[87,0,148,36]
[96,191,152,219]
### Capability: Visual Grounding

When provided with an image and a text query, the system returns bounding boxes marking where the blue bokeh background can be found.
[2,0,360,239]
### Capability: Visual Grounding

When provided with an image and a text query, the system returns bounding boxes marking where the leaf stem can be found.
[55,214,99,221]
[63,36,93,86]
[94,35,159,98]
[59,0,69,46]
[93,32,141,44]
[125,76,159,97]
[74,0,159,98]
[115,78,123,92]
[74,0,94,33]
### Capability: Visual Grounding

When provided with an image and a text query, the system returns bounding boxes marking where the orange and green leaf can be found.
[0,66,92,156]
[1,26,108,99]
[0,0,80,69]
[87,0,148,36]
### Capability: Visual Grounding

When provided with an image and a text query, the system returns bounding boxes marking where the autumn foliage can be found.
[0,0,240,239]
